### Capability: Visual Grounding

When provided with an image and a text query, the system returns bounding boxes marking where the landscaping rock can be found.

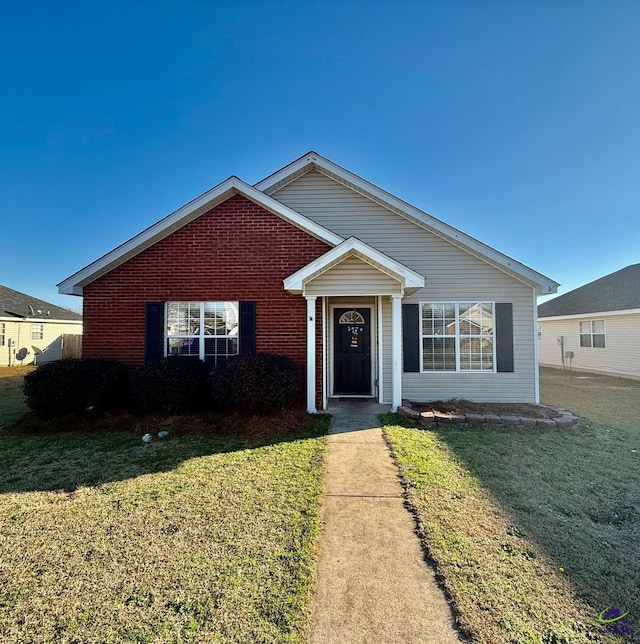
[465,413,486,424]
[536,418,557,427]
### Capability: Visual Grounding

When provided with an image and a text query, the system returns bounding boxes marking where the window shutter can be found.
[239,301,256,355]
[495,303,514,372]
[145,301,165,362]
[402,304,420,372]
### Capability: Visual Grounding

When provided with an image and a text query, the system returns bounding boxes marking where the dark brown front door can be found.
[333,308,371,395]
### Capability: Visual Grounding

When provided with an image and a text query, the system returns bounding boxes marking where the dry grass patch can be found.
[0,372,329,643]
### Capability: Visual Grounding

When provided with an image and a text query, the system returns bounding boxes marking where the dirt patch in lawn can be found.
[411,399,561,419]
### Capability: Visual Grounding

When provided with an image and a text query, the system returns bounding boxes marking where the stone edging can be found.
[397,400,578,428]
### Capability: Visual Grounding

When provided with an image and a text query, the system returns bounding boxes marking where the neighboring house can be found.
[538,264,640,380]
[58,152,558,411]
[0,285,83,367]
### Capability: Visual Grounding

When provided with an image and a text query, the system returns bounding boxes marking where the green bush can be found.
[211,353,302,414]
[130,356,211,414]
[23,358,129,418]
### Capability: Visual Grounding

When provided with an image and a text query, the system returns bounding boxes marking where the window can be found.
[31,324,44,340]
[166,301,239,367]
[0,323,5,346]
[421,302,494,371]
[580,320,605,348]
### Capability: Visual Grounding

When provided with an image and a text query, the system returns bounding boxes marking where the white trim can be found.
[391,295,402,412]
[58,177,344,296]
[257,151,558,296]
[322,297,328,411]
[533,288,540,403]
[306,296,317,413]
[539,307,640,322]
[328,302,375,398]
[283,236,424,295]
[377,296,384,404]
[0,316,82,325]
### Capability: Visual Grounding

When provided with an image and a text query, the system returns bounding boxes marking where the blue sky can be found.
[2,1,639,310]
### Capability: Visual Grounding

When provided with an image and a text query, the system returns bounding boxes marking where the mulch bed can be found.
[411,399,560,419]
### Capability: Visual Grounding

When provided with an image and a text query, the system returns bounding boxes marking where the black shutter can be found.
[495,303,514,372]
[145,301,165,362]
[402,303,420,373]
[239,301,256,355]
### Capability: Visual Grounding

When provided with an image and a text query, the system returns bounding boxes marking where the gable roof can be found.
[58,177,343,296]
[538,264,640,318]
[0,285,82,322]
[256,151,559,296]
[283,236,425,295]
[59,152,559,297]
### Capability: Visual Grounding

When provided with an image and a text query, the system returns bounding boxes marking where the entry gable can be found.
[284,237,424,296]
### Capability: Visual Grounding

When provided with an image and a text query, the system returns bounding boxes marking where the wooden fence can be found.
[61,334,83,360]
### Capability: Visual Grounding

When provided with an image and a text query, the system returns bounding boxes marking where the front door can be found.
[333,308,371,395]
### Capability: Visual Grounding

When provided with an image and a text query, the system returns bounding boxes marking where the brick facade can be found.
[82,194,331,407]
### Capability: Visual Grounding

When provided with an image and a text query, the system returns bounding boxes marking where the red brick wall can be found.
[82,194,331,407]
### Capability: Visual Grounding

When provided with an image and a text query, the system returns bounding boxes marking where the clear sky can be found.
[2,1,639,310]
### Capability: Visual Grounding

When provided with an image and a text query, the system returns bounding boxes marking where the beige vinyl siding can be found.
[274,170,539,402]
[305,257,401,296]
[0,319,83,366]
[539,313,640,380]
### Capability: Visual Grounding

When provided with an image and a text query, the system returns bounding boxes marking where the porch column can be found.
[305,296,317,413]
[391,294,402,411]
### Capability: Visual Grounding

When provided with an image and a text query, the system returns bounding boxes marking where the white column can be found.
[391,294,402,411]
[377,296,384,403]
[306,296,317,413]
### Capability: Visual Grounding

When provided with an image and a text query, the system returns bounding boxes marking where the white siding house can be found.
[538,264,640,380]
[0,285,82,367]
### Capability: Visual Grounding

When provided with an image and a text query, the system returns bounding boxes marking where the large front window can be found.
[421,302,495,371]
[166,301,239,367]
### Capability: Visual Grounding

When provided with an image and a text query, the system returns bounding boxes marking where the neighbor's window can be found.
[579,320,605,348]
[0,323,5,346]
[31,324,44,340]
[166,301,239,367]
[421,302,495,372]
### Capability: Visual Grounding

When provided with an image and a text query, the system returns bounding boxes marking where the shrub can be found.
[130,356,211,414]
[211,353,302,414]
[23,358,129,418]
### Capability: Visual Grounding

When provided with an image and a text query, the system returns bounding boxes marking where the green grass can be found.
[0,369,329,643]
[383,368,640,643]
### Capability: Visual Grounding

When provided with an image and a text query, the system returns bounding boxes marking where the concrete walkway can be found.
[310,410,461,644]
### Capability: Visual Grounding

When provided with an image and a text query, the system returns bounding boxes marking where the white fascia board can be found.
[58,176,343,296]
[283,236,424,293]
[257,152,559,295]
[0,316,82,324]
[539,308,640,322]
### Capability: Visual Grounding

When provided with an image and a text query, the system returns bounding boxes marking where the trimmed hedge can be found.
[23,358,129,418]
[211,353,302,414]
[130,356,211,414]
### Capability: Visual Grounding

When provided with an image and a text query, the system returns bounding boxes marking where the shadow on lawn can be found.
[431,417,640,639]
[0,412,330,494]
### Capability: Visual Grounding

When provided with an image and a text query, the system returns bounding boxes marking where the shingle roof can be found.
[0,285,82,321]
[538,264,640,318]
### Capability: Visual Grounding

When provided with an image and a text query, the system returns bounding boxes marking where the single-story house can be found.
[58,152,558,411]
[538,264,640,380]
[0,285,83,366]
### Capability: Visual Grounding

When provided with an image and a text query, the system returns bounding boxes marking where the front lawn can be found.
[0,368,328,643]
[383,368,640,643]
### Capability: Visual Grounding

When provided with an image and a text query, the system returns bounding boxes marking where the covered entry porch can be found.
[284,237,424,413]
